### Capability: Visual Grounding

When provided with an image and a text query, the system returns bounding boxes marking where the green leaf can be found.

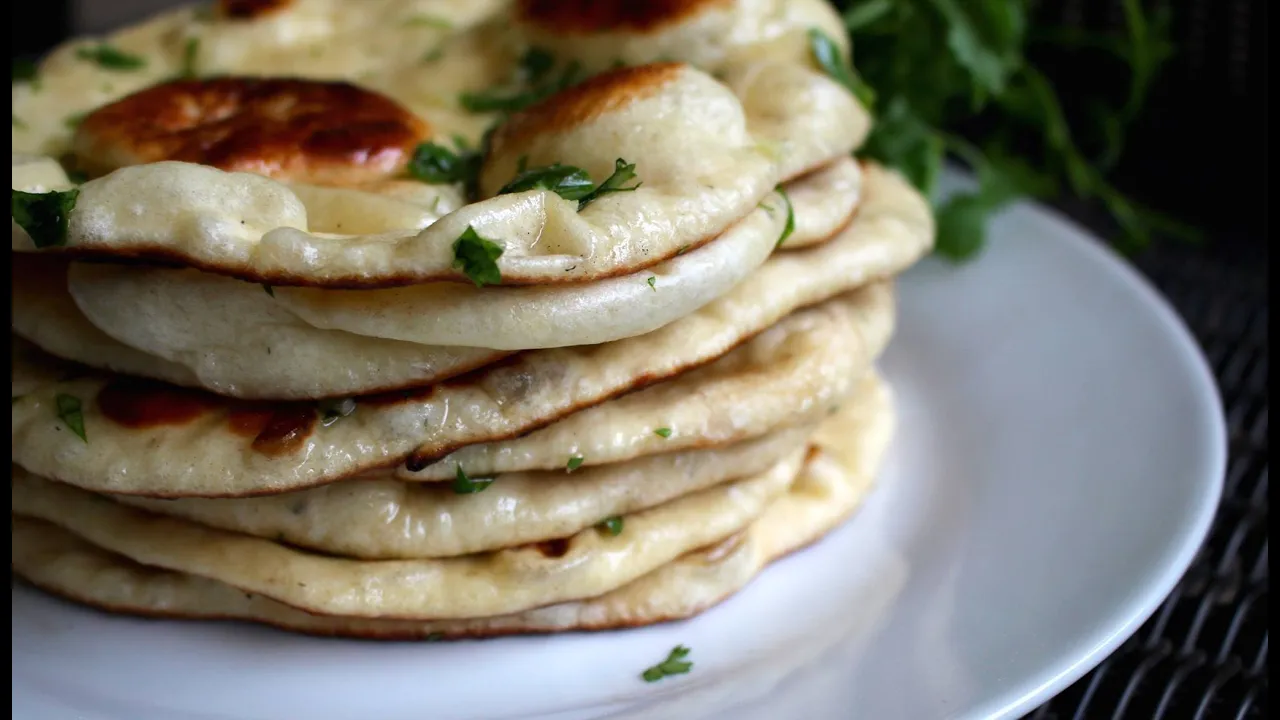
[566,455,585,472]
[55,393,87,442]
[452,465,494,494]
[774,187,796,248]
[933,193,991,261]
[408,141,480,185]
[860,97,945,197]
[641,646,693,683]
[808,28,876,108]
[842,0,894,32]
[64,112,88,129]
[460,50,583,115]
[451,226,504,287]
[76,45,147,71]
[653,427,672,438]
[647,276,657,291]
[180,38,200,78]
[497,163,594,200]
[599,516,624,536]
[12,188,80,248]
[576,158,641,210]
[923,0,1024,98]
[518,47,556,84]
[262,284,275,297]
[404,14,453,29]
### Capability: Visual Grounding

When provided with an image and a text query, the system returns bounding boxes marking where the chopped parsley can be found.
[451,226,504,287]
[12,188,80,248]
[653,427,672,439]
[599,516,624,536]
[775,187,796,248]
[576,159,641,210]
[497,158,640,210]
[76,44,147,71]
[64,112,88,129]
[497,163,594,200]
[180,38,200,78]
[404,14,452,29]
[424,632,445,641]
[262,284,275,297]
[452,465,494,494]
[318,398,356,427]
[55,393,87,442]
[566,455,585,472]
[647,276,657,291]
[408,141,480,185]
[641,646,693,683]
[807,29,875,108]
[459,48,584,114]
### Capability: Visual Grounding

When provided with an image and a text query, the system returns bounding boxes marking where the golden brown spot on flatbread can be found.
[227,405,317,456]
[487,63,682,151]
[531,537,571,558]
[218,0,292,20]
[97,378,221,428]
[73,78,430,185]
[516,0,730,33]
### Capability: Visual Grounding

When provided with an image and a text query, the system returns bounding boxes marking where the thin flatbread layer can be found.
[14,13,864,289]
[15,156,858,396]
[117,424,814,560]
[10,164,928,498]
[10,372,895,638]
[397,297,890,480]
[72,190,786,352]
[12,450,801,620]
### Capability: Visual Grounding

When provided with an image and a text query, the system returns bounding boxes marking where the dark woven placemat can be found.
[1024,237,1269,719]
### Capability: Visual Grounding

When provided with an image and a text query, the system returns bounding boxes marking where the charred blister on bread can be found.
[72,77,431,185]
[515,0,729,34]
[218,0,294,20]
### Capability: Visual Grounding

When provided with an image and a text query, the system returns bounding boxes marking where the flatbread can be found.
[19,159,857,396]
[13,448,801,620]
[11,164,928,498]
[116,423,814,560]
[14,1,866,289]
[512,0,850,78]
[79,189,785,351]
[11,372,895,637]
[397,301,890,480]
[17,254,508,400]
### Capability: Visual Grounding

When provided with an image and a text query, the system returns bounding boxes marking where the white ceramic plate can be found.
[11,174,1226,720]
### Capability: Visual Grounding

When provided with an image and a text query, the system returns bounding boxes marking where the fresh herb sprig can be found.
[832,0,1189,260]
[452,226,504,287]
[76,44,147,71]
[641,646,693,683]
[498,158,641,209]
[452,465,494,494]
[12,189,80,248]
[460,47,584,114]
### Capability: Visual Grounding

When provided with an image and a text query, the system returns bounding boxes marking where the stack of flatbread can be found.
[10,0,933,639]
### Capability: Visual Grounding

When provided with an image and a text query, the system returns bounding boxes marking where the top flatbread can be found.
[12,0,868,289]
